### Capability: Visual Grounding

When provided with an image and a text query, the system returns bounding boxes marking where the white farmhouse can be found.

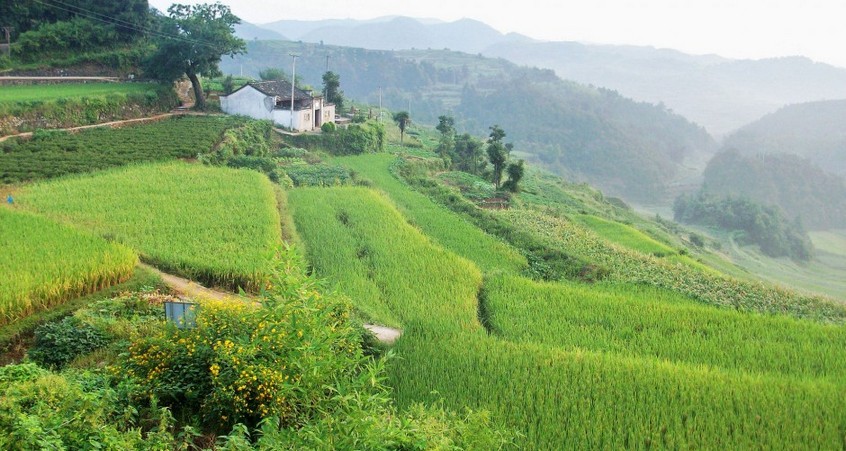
[219,80,335,132]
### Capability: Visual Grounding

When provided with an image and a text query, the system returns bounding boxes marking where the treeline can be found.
[703,149,846,230]
[673,192,813,261]
[1,0,149,62]
[222,42,717,202]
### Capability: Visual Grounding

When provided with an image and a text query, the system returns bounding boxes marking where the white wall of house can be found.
[220,85,337,132]
[220,86,274,121]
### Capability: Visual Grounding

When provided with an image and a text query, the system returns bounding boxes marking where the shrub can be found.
[121,263,363,431]
[28,317,108,369]
[320,121,336,133]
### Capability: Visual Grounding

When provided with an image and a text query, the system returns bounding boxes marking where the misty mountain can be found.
[248,16,846,137]
[258,16,532,54]
[235,21,287,41]
[722,100,846,177]
[221,41,715,203]
[701,149,846,230]
[483,42,846,136]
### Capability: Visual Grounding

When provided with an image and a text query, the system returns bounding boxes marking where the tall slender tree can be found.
[393,111,411,145]
[487,125,509,190]
[322,71,344,113]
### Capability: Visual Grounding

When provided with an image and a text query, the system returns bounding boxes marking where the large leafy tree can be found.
[144,3,245,109]
[393,111,411,145]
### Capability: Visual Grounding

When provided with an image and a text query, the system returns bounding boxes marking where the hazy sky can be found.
[149,0,846,68]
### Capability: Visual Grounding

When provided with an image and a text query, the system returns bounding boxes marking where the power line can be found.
[31,0,223,51]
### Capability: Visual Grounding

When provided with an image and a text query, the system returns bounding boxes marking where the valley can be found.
[1,2,845,449]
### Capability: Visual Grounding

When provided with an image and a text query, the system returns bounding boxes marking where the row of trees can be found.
[434,115,524,192]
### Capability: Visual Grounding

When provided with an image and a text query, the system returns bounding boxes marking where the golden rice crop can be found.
[0,208,137,324]
[16,162,282,293]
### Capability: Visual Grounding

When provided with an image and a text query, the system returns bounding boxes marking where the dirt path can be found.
[140,263,403,344]
[0,113,178,144]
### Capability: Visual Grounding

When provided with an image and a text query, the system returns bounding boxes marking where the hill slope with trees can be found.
[721,100,846,177]
[221,40,716,203]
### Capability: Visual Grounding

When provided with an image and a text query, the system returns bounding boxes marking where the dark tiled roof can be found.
[248,80,313,101]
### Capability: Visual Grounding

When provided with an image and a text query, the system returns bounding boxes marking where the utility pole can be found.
[378,86,382,123]
[1,27,12,57]
[289,53,299,131]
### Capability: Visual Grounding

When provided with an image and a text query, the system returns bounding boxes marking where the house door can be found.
[315,109,321,128]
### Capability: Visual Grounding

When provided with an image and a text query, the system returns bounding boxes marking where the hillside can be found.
[722,99,846,177]
[220,40,716,203]
[700,149,846,230]
[245,16,846,136]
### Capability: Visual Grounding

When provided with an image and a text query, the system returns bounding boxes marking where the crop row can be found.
[0,208,137,325]
[334,153,527,273]
[288,187,481,331]
[288,184,846,449]
[16,162,282,293]
[0,82,155,106]
[0,115,243,183]
[485,273,846,381]
[501,209,846,323]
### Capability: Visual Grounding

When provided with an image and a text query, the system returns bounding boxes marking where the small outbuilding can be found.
[219,80,335,132]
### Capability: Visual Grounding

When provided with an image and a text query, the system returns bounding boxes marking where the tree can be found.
[436,115,456,158]
[322,71,344,113]
[454,133,486,175]
[144,3,245,109]
[502,160,525,192]
[259,68,287,81]
[393,111,411,145]
[486,125,509,190]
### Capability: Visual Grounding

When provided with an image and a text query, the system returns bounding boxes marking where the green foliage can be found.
[0,208,136,326]
[502,159,525,193]
[0,368,179,449]
[674,191,814,260]
[0,0,148,41]
[320,121,336,133]
[702,148,846,230]
[503,209,845,322]
[144,3,246,108]
[322,71,344,113]
[289,187,483,330]
[574,214,677,257]
[392,111,411,144]
[0,115,240,183]
[284,164,351,187]
[289,120,385,155]
[335,154,527,273]
[484,274,846,381]
[0,83,179,136]
[122,290,361,431]
[12,18,117,61]
[28,317,107,369]
[259,68,287,81]
[17,162,282,293]
[289,175,846,449]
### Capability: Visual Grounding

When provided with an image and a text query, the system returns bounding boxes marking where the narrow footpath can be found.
[140,263,402,344]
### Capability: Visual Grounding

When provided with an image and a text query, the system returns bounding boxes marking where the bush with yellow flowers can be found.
[120,250,362,433]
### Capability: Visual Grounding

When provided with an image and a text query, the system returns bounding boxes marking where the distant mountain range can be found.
[722,100,846,178]
[221,41,715,203]
[238,16,846,136]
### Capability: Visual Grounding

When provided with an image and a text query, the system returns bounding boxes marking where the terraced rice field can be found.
[16,162,281,292]
[0,208,136,324]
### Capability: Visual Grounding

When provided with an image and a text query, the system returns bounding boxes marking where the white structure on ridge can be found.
[219,80,335,132]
